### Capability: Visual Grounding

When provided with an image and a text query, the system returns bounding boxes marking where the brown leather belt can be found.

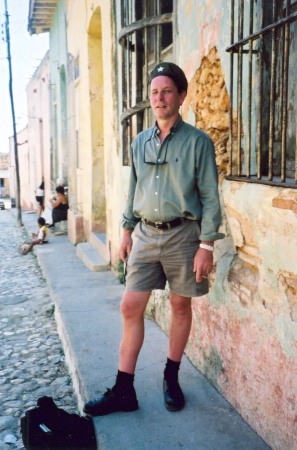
[142,217,186,230]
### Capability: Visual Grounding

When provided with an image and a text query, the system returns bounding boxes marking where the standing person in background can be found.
[84,62,224,417]
[35,180,44,217]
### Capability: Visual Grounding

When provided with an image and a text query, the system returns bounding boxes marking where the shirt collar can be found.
[153,114,183,137]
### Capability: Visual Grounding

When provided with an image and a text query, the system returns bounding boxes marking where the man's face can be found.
[150,76,186,121]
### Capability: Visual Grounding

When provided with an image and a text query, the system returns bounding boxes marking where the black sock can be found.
[115,370,135,394]
[164,358,181,383]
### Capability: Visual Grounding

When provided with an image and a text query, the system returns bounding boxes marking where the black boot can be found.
[163,358,185,411]
[83,371,139,416]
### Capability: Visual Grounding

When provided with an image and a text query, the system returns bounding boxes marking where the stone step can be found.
[76,242,110,272]
[89,232,110,264]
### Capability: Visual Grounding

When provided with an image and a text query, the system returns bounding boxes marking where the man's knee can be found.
[120,291,151,319]
[170,292,192,316]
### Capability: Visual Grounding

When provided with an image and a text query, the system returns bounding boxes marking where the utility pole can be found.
[4,0,22,226]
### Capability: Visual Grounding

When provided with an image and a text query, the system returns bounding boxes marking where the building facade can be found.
[27,51,51,208]
[0,153,10,197]
[10,51,51,211]
[28,1,297,448]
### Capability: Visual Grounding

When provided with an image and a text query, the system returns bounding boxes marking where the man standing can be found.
[84,62,224,416]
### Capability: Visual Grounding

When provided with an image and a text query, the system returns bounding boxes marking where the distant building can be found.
[10,51,51,211]
[0,153,10,197]
[9,126,29,209]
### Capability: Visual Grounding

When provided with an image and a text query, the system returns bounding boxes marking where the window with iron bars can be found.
[227,0,297,188]
[118,0,174,165]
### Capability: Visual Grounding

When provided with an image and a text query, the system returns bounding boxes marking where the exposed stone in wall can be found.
[272,190,297,213]
[186,47,230,180]
[228,256,260,307]
[279,272,297,322]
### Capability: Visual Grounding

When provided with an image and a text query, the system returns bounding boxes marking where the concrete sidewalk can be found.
[18,210,270,450]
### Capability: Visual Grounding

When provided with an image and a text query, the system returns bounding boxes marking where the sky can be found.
[0,0,49,153]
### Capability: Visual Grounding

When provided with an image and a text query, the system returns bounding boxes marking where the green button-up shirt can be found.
[122,116,224,242]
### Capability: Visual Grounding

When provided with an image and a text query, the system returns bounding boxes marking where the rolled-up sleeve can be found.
[121,149,140,230]
[195,136,224,242]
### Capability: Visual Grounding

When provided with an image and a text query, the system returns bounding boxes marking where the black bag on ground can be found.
[20,396,97,449]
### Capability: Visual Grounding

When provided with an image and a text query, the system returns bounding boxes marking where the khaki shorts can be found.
[125,220,209,297]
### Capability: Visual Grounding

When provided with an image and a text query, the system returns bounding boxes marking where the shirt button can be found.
[156,176,159,178]
[154,208,158,212]
[155,192,158,195]
[158,159,161,162]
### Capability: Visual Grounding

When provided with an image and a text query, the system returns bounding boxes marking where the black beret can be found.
[150,62,188,93]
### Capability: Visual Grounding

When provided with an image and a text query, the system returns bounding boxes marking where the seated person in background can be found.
[21,217,48,255]
[49,185,69,227]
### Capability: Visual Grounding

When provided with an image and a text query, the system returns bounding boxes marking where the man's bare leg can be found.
[83,290,151,416]
[163,291,192,411]
[119,290,152,374]
[168,291,192,362]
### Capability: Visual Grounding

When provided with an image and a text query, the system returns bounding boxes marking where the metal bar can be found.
[118,13,172,43]
[122,0,128,164]
[286,2,297,184]
[225,175,297,189]
[226,10,297,52]
[228,0,235,176]
[122,122,128,166]
[285,0,290,17]
[257,0,264,179]
[128,0,132,26]
[156,2,161,63]
[247,0,254,178]
[268,0,277,180]
[120,100,150,123]
[143,2,148,130]
[281,20,290,181]
[236,0,244,176]
[121,1,128,165]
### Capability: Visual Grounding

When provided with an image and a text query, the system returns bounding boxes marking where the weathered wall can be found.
[49,0,68,185]
[147,2,297,449]
[66,0,123,259]
[186,182,297,450]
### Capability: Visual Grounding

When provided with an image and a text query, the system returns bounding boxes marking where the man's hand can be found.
[119,229,133,262]
[193,246,214,283]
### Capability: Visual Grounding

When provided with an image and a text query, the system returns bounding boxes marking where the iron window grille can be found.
[227,0,297,188]
[118,0,174,165]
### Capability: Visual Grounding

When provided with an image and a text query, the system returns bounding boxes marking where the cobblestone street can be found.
[0,210,77,449]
